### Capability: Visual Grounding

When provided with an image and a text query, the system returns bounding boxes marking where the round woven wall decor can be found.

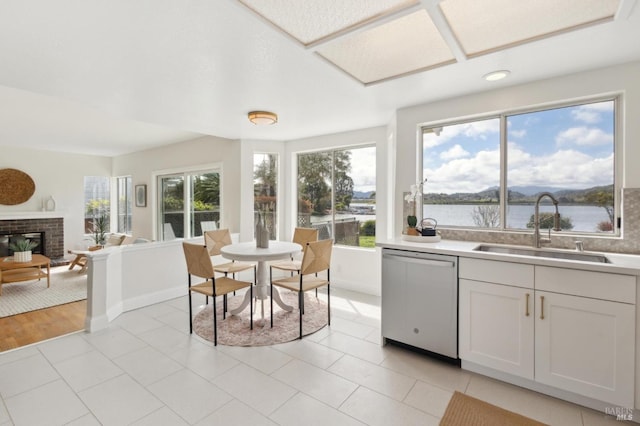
[0,168,36,205]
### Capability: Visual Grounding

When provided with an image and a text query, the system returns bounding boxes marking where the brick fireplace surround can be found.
[0,217,65,265]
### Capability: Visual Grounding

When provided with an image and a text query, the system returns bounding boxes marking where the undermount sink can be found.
[473,244,611,264]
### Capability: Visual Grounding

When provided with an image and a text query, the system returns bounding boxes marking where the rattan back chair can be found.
[182,242,253,346]
[270,238,333,339]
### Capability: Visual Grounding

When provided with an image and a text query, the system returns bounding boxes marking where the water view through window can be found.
[422,99,616,234]
[297,146,376,247]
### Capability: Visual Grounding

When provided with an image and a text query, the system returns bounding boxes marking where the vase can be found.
[405,227,420,236]
[14,250,32,262]
[256,213,269,248]
[45,195,56,211]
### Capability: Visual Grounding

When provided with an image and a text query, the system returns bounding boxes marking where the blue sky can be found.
[422,100,615,194]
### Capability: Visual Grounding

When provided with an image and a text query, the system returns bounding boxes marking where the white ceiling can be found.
[0,0,639,157]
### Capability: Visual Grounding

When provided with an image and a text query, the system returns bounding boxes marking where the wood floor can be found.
[0,300,86,352]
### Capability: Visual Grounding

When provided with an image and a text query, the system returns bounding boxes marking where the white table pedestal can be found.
[220,241,302,322]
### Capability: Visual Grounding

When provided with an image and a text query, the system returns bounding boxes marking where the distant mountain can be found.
[353,191,374,199]
[424,184,613,204]
[507,186,568,196]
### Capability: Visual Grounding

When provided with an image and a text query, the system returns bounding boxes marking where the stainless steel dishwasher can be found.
[381,248,458,360]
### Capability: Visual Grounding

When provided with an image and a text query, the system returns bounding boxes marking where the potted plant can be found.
[9,238,38,262]
[90,214,109,247]
[404,179,427,236]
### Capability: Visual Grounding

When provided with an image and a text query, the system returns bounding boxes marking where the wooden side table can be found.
[0,254,51,295]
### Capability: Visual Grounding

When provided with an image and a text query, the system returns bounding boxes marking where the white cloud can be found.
[440,144,470,160]
[572,109,600,124]
[556,126,612,146]
[425,149,500,193]
[509,129,526,138]
[423,119,499,148]
[571,101,613,124]
[508,149,613,188]
[349,147,376,192]
[424,142,613,194]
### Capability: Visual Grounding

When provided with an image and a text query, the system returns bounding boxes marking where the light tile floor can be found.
[0,288,626,425]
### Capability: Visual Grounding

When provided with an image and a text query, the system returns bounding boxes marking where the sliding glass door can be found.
[158,169,220,240]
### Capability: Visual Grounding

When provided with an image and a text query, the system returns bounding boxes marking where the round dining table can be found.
[220,241,302,320]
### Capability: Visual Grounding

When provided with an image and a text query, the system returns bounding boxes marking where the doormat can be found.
[440,391,548,426]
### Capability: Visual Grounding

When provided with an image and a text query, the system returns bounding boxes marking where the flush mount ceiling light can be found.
[483,70,511,81]
[248,111,278,125]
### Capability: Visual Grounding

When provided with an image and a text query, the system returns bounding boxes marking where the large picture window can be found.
[254,153,278,240]
[421,98,617,235]
[297,145,376,247]
[84,176,110,234]
[158,169,220,240]
[116,176,132,234]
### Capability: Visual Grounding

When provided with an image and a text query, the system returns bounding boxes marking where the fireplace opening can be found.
[0,232,46,257]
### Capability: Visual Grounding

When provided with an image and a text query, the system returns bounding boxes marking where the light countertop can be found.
[376,238,640,276]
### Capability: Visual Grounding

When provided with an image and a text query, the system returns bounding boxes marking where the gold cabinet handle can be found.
[525,293,530,317]
[540,295,545,320]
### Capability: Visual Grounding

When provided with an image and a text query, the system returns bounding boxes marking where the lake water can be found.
[422,204,610,232]
[311,204,612,233]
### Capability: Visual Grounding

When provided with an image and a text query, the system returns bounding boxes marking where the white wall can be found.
[394,60,640,237]
[112,135,241,240]
[0,146,112,250]
[285,126,387,296]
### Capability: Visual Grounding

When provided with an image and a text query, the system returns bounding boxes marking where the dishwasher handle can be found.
[383,253,455,268]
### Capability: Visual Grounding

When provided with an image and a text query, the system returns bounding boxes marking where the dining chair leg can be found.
[250,284,253,330]
[299,291,303,339]
[270,284,274,328]
[188,277,193,334]
[213,295,218,346]
[270,268,274,328]
[223,294,227,319]
[327,284,331,326]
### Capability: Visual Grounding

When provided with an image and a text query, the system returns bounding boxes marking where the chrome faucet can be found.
[533,192,561,248]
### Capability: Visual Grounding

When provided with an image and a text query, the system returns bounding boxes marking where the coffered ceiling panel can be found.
[440,0,620,56]
[238,0,418,45]
[317,10,455,84]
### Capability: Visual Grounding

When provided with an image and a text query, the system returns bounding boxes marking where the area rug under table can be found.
[193,290,328,346]
[440,391,548,426]
[0,267,87,318]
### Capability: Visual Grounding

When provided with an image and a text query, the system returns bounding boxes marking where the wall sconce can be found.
[248,111,278,125]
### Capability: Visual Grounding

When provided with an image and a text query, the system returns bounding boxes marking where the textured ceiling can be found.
[0,0,638,156]
[240,0,621,84]
[239,0,418,45]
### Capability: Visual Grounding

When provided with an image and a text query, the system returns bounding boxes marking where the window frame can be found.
[155,164,222,240]
[115,176,132,235]
[254,152,279,241]
[419,95,621,237]
[295,143,376,249]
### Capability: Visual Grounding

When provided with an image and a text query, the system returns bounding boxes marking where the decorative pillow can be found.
[106,234,126,246]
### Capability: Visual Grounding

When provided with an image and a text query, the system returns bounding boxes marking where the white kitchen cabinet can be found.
[535,290,635,407]
[459,279,534,379]
[459,257,636,408]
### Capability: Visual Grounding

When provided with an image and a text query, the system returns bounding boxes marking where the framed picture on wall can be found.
[135,184,147,207]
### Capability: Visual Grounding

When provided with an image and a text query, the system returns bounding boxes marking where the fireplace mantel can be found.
[0,211,65,220]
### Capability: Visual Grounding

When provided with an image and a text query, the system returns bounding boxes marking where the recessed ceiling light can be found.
[483,70,510,81]
[248,111,278,125]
